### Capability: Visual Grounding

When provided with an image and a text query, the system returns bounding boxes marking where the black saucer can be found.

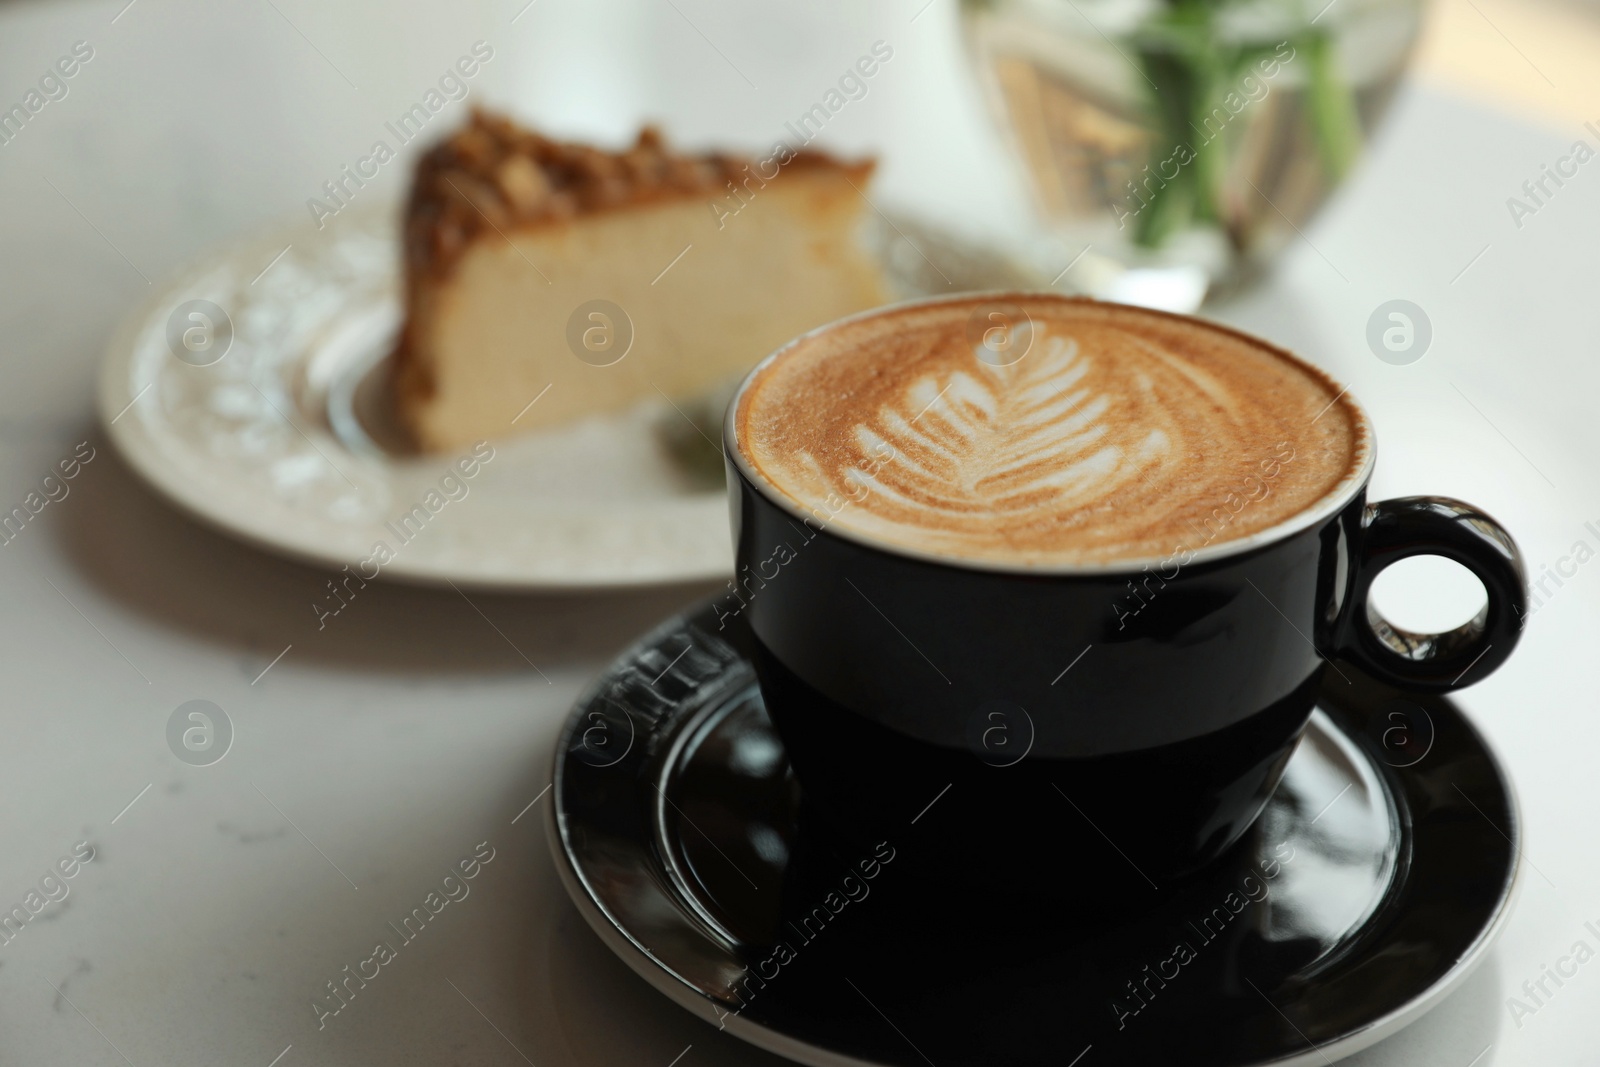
[548,604,1520,1067]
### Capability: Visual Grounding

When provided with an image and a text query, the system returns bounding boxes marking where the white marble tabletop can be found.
[1,0,1597,1064]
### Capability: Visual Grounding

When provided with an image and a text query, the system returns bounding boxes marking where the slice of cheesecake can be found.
[392,110,889,452]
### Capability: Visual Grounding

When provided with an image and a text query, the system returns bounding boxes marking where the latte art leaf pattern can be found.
[737,297,1365,565]
[818,335,1167,526]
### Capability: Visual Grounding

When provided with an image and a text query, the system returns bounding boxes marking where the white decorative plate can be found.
[97,204,1044,590]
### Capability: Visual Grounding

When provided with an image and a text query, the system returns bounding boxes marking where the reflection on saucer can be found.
[550,604,1520,1067]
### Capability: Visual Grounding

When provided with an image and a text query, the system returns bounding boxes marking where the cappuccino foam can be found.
[734,296,1367,567]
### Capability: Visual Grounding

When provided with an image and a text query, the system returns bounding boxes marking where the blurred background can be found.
[3,0,1600,1064]
[9,0,1600,491]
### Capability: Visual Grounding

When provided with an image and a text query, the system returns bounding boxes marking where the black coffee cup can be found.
[721,295,1525,895]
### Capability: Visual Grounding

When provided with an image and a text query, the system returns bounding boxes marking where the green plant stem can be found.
[1126,3,1364,251]
[1131,0,1243,248]
[1134,48,1205,247]
[1300,31,1361,179]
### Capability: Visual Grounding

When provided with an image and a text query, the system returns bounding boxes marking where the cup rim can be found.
[724,291,1377,577]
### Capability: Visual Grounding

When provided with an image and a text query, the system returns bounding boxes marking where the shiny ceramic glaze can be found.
[726,439,1523,881]
[548,604,1520,1067]
[719,296,1524,880]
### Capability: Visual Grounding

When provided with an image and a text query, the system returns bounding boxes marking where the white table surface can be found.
[1,0,1596,1064]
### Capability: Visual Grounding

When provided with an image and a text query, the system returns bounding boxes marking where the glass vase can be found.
[961,0,1426,306]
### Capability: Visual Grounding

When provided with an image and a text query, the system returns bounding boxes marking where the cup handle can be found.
[1335,496,1527,691]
